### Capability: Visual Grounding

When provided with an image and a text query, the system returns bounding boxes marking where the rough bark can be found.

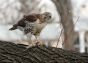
[0,41,88,63]
[53,0,76,50]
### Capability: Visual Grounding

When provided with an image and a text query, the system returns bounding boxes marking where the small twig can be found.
[74,16,80,25]
[56,23,63,48]
[56,28,63,48]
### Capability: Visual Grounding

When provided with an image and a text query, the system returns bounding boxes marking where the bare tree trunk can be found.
[53,0,75,50]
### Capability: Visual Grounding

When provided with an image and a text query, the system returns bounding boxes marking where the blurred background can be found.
[0,0,88,53]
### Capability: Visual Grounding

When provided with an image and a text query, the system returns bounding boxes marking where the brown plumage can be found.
[9,12,51,35]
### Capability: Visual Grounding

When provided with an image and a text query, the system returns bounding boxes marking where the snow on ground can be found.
[39,23,63,48]
[39,23,62,40]
[0,25,32,44]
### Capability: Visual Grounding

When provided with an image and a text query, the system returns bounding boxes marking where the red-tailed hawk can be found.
[9,12,51,35]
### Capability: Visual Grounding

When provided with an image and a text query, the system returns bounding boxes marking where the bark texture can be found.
[0,41,87,63]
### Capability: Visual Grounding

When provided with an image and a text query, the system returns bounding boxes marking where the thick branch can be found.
[0,41,87,63]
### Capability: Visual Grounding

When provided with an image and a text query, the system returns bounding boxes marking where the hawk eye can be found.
[48,15,51,18]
